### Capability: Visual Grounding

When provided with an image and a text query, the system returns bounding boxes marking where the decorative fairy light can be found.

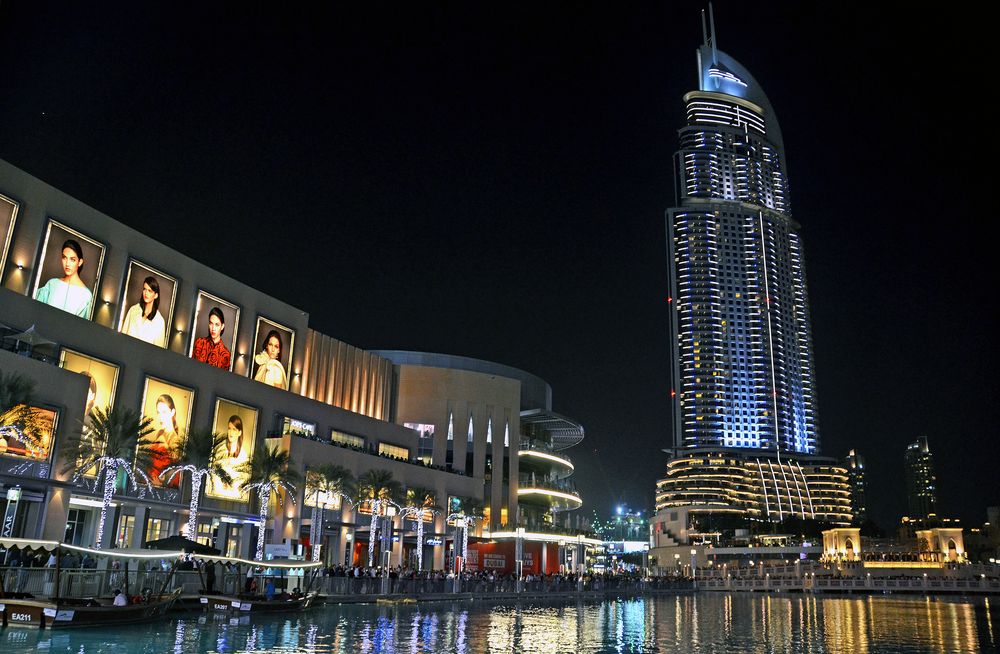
[242,477,297,561]
[72,453,152,549]
[161,464,209,541]
[307,485,354,562]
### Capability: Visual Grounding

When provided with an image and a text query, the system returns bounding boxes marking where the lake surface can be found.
[1,593,996,653]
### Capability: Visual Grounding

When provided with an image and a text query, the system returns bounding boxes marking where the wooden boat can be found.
[0,537,186,630]
[192,553,324,616]
[0,588,181,628]
[198,590,317,615]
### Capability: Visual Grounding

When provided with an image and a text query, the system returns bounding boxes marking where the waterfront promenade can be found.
[696,561,1000,596]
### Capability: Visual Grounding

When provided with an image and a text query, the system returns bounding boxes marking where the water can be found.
[1,594,997,653]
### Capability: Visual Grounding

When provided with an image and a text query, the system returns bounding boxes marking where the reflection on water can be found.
[1,593,996,653]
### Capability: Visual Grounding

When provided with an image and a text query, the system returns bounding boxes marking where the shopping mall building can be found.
[0,158,593,573]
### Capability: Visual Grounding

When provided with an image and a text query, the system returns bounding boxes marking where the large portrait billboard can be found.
[118,260,177,348]
[140,377,194,488]
[0,192,18,280]
[0,406,57,462]
[250,317,294,390]
[188,291,240,371]
[58,349,120,420]
[59,349,120,476]
[205,398,258,501]
[32,219,106,320]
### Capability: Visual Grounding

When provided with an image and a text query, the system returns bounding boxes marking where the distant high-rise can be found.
[904,436,937,518]
[844,449,868,524]
[655,11,849,526]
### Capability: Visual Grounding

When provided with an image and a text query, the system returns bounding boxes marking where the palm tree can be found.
[305,464,355,562]
[0,369,44,451]
[447,496,485,571]
[161,428,233,542]
[238,442,302,561]
[355,469,402,566]
[62,406,155,549]
[400,486,440,571]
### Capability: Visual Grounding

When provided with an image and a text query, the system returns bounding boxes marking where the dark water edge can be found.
[1,593,997,653]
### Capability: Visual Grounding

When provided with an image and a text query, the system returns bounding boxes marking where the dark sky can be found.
[1,3,995,530]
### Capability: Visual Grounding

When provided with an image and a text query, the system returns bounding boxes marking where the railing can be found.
[517,475,580,495]
[0,565,694,600]
[287,432,467,476]
[310,574,693,597]
[0,567,302,600]
[517,442,574,474]
[697,575,1000,594]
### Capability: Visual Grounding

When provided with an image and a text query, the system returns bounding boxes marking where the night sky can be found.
[1,3,995,531]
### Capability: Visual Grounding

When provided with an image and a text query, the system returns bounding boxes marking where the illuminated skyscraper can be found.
[655,13,850,525]
[904,436,937,518]
[844,449,868,524]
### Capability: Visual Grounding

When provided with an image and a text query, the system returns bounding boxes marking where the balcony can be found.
[517,473,582,510]
[518,439,574,479]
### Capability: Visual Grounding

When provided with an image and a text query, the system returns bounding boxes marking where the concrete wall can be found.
[393,363,521,531]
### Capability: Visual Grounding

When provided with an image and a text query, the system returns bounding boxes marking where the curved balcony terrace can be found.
[518,439,574,479]
[517,474,583,510]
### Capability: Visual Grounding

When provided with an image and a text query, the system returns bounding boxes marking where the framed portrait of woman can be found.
[205,398,258,501]
[250,317,294,391]
[58,349,120,419]
[0,406,58,463]
[139,376,194,488]
[32,219,106,321]
[59,349,120,476]
[117,260,177,349]
[188,291,240,372]
[0,192,19,280]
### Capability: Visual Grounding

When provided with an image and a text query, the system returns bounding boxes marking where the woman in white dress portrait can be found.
[253,329,288,389]
[120,276,166,347]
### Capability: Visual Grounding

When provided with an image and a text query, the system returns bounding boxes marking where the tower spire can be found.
[708,3,718,64]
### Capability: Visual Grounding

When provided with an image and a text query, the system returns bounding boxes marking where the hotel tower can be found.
[655,14,851,528]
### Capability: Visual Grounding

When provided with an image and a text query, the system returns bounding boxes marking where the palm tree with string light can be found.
[161,428,233,543]
[399,486,441,572]
[237,441,302,561]
[447,496,484,572]
[355,469,402,567]
[304,463,355,562]
[62,406,155,548]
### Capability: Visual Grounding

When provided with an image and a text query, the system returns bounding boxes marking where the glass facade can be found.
[659,37,847,523]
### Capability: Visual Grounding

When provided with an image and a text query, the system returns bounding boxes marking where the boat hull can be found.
[0,589,181,629]
[199,592,316,615]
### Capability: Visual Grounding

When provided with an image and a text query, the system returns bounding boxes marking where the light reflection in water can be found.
[0,594,995,653]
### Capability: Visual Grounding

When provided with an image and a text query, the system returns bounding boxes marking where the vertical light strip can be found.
[759,212,782,454]
[756,458,771,519]
[795,461,815,518]
[766,459,783,520]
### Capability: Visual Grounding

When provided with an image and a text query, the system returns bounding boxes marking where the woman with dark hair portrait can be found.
[81,371,98,419]
[226,415,243,458]
[35,239,93,317]
[147,393,181,486]
[253,329,287,389]
[192,306,231,369]
[120,276,166,347]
